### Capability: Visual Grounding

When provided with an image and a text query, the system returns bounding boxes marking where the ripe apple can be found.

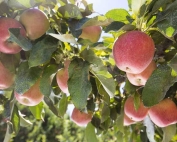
[113,31,155,74]
[126,60,157,86]
[19,9,49,40]
[0,17,26,54]
[0,61,14,90]
[124,113,136,126]
[56,60,70,94]
[15,80,44,106]
[148,98,177,127]
[79,26,102,43]
[124,96,149,121]
[71,107,92,126]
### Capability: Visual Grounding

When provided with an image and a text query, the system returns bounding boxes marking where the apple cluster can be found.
[0,8,49,106]
[113,30,177,127]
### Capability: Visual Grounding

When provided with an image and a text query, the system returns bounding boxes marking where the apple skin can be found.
[124,96,149,121]
[124,113,136,126]
[0,61,14,90]
[126,60,157,86]
[19,9,49,40]
[56,60,70,94]
[15,80,44,106]
[79,26,102,43]
[113,31,155,74]
[71,107,92,127]
[0,17,26,54]
[148,98,177,127]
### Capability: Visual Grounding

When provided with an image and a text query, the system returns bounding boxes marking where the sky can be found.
[86,0,129,14]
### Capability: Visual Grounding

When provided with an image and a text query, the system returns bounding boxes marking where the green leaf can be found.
[104,21,125,32]
[16,0,31,7]
[40,65,58,97]
[92,65,115,98]
[162,124,176,142]
[134,92,140,111]
[80,48,103,66]
[11,104,20,134]
[19,111,32,127]
[28,36,58,68]
[7,28,32,51]
[105,9,131,23]
[101,103,110,123]
[68,58,92,110]
[151,0,169,14]
[44,96,59,117]
[142,65,176,107]
[85,122,98,142]
[29,102,44,120]
[15,62,42,94]
[131,0,146,15]
[169,53,177,72]
[58,94,68,117]
[58,4,83,19]
[124,79,137,94]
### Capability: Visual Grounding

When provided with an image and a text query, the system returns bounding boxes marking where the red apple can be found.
[124,113,136,126]
[15,80,44,106]
[79,26,102,43]
[126,60,157,86]
[0,17,26,54]
[113,31,155,74]
[56,60,70,94]
[19,9,49,40]
[148,98,177,127]
[71,107,92,126]
[0,61,14,89]
[124,96,149,121]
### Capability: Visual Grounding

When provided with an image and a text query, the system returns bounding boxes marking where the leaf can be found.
[18,111,32,127]
[58,4,83,19]
[44,96,59,117]
[29,102,44,120]
[143,115,156,142]
[162,124,176,142]
[68,58,92,110]
[16,0,31,7]
[48,33,78,44]
[40,65,58,97]
[142,65,176,107]
[58,94,68,117]
[124,79,137,94]
[15,62,42,94]
[7,28,32,51]
[28,36,58,68]
[169,53,177,72]
[101,103,110,123]
[80,48,103,66]
[151,0,169,14]
[92,65,115,98]
[85,122,98,142]
[131,0,146,15]
[105,9,131,23]
[11,105,20,134]
[104,21,125,32]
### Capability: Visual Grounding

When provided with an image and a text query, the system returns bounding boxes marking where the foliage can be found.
[1,0,177,141]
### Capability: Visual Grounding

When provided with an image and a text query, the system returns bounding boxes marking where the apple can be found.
[124,96,149,121]
[113,31,155,74]
[126,60,157,86]
[71,107,92,126]
[0,17,26,54]
[124,113,136,126]
[56,60,70,94]
[19,8,49,40]
[79,26,102,43]
[15,80,44,106]
[0,61,14,90]
[148,98,177,127]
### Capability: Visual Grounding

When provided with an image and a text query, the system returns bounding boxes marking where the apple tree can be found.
[1,0,177,141]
